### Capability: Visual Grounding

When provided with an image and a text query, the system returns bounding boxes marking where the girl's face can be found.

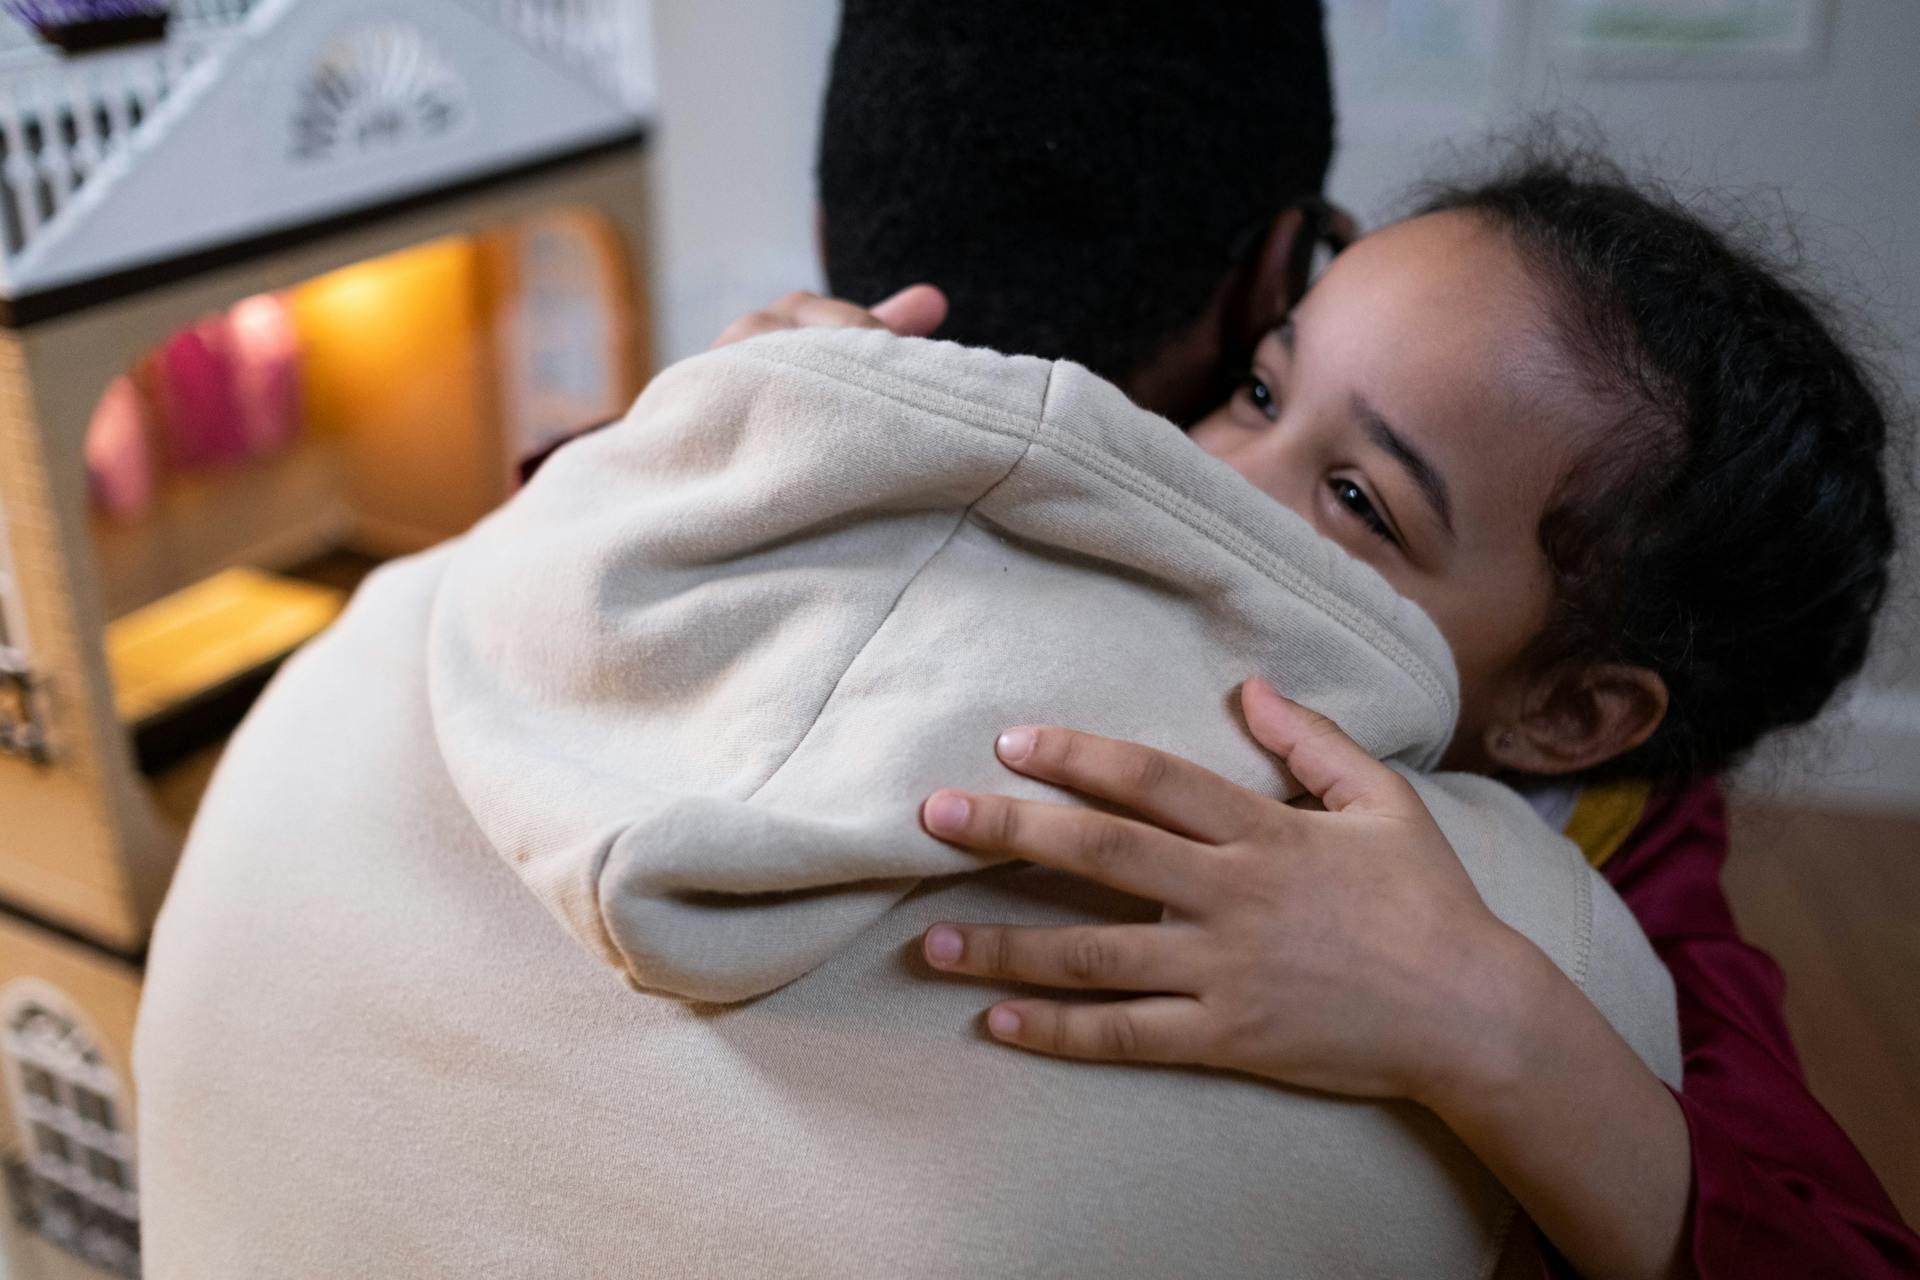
[1189,211,1605,766]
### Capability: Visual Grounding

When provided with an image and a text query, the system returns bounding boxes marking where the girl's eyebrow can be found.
[1350,394,1455,539]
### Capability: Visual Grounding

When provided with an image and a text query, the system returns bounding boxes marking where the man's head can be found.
[817,0,1336,420]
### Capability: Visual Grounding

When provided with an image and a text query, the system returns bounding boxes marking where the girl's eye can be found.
[1239,374,1281,422]
[1331,478,1397,545]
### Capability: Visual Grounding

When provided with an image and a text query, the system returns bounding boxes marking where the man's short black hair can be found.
[818,1,1335,384]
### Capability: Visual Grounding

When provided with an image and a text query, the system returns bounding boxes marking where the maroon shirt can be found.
[1554,779,1920,1277]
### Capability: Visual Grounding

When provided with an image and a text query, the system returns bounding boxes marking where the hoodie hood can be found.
[425,328,1457,1002]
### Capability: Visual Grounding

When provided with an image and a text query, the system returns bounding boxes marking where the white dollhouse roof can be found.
[0,0,653,317]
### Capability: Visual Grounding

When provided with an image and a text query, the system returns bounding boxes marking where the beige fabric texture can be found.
[135,329,1679,1279]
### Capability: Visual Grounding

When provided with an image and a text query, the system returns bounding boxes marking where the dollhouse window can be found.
[0,994,138,1276]
[31,1120,69,1162]
[0,494,42,760]
[21,1061,54,1103]
[72,1082,114,1129]
[0,495,48,763]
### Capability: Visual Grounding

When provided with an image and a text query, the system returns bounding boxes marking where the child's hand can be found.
[918,675,1538,1109]
[709,284,947,350]
[921,679,1696,1278]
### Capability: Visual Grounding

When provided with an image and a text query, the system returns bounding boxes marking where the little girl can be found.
[909,154,1906,1278]
[598,149,1898,1274]
[522,147,1904,1278]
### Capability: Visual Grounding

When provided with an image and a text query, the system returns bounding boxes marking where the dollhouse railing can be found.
[0,3,257,257]
[0,0,648,266]
[0,491,48,763]
[0,0,257,63]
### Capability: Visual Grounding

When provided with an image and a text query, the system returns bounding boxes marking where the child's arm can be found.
[918,689,1920,1279]
[919,677,1694,1280]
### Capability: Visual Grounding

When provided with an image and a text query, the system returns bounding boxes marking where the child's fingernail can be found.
[925,926,963,966]
[996,727,1037,763]
[924,792,970,833]
[987,1007,1022,1039]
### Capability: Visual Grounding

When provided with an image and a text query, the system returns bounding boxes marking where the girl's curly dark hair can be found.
[1419,148,1900,782]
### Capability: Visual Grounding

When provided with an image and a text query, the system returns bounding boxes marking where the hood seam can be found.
[740,363,1049,814]
[587,365,1057,985]
[740,336,1045,438]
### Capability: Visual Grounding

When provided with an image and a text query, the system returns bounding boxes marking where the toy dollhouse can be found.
[0,2,654,1273]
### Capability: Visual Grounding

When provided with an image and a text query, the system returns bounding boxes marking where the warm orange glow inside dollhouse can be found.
[81,210,640,788]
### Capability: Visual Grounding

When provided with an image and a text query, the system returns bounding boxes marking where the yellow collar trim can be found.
[1565,779,1653,870]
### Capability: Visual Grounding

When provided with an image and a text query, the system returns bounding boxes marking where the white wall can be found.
[642,0,1920,807]
[646,0,838,365]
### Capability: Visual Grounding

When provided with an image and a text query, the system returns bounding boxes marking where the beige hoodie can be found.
[136,329,1678,1279]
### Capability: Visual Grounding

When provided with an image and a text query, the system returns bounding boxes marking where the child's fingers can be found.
[788,291,894,330]
[710,290,898,349]
[1240,677,1415,816]
[920,790,1213,911]
[982,996,1211,1064]
[922,922,1195,993]
[991,725,1266,844]
[868,283,948,337]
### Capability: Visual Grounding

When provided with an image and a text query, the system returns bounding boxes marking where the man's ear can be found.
[1222,201,1357,358]
[1486,664,1669,777]
[1124,201,1354,424]
[1222,206,1308,359]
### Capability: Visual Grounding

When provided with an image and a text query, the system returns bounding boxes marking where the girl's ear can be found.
[1486,664,1669,777]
